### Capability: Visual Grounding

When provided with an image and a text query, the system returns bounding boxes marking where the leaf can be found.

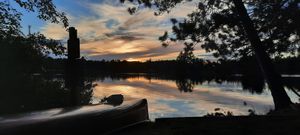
[158,31,168,41]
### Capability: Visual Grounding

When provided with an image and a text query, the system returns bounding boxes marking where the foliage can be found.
[121,0,300,60]
[0,33,66,73]
[0,72,95,115]
[0,0,68,38]
[205,108,234,117]
[177,43,196,63]
[0,0,68,73]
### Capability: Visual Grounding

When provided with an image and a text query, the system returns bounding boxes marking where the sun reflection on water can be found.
[93,77,277,120]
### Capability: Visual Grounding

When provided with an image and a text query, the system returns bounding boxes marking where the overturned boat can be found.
[0,99,149,135]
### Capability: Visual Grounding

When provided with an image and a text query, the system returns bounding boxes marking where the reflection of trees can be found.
[176,79,195,93]
[89,73,297,94]
[212,75,265,94]
[283,77,300,92]
[86,73,300,96]
[0,75,66,115]
[221,75,300,95]
[283,77,300,97]
[65,60,95,106]
[0,71,95,116]
[240,76,265,94]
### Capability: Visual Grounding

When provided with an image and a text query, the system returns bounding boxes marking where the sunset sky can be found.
[18,0,211,61]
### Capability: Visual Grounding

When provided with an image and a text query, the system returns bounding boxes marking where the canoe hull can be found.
[0,99,149,135]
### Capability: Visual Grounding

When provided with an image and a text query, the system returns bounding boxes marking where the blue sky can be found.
[17,0,209,61]
[19,0,100,33]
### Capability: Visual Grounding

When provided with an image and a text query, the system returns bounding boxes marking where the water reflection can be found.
[65,60,94,106]
[176,79,194,92]
[0,73,96,116]
[0,73,299,120]
[92,76,284,119]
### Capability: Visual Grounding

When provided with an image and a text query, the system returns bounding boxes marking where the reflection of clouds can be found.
[148,102,178,118]
[93,77,275,120]
[188,88,274,115]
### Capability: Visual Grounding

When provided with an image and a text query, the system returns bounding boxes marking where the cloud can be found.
[41,0,207,61]
[41,23,68,40]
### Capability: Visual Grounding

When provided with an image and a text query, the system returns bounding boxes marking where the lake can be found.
[0,74,299,120]
[91,75,299,120]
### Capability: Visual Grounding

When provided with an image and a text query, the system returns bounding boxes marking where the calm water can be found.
[0,74,299,120]
[91,76,299,120]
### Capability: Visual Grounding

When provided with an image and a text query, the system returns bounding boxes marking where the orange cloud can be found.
[41,0,209,61]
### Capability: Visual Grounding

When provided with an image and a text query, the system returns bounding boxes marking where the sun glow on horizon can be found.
[126,58,139,62]
[38,0,211,61]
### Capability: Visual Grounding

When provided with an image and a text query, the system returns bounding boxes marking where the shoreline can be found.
[113,115,300,135]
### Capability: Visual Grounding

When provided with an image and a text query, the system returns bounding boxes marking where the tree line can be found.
[42,56,300,78]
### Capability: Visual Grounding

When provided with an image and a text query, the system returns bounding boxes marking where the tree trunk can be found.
[232,0,291,110]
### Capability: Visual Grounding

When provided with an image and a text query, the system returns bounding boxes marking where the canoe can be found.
[0,99,149,135]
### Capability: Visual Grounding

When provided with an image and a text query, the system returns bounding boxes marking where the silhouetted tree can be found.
[0,0,68,73]
[120,0,298,109]
[0,0,72,114]
[0,0,68,37]
[177,43,196,63]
